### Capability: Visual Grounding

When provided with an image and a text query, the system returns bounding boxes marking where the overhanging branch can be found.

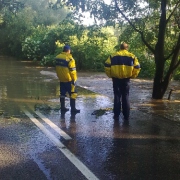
[165,51,174,61]
[166,0,180,24]
[114,0,155,54]
[169,34,180,71]
[172,59,180,71]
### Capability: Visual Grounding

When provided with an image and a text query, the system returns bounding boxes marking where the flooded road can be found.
[77,72,180,123]
[0,56,180,180]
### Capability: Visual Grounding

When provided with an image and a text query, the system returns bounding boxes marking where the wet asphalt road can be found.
[0,57,180,180]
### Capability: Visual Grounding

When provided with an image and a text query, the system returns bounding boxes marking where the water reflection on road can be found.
[0,56,58,117]
[0,56,180,180]
[78,72,180,122]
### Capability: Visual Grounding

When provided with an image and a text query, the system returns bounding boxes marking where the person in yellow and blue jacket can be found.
[104,42,140,122]
[55,45,80,113]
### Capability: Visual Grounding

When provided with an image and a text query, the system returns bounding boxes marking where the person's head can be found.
[120,42,128,50]
[63,45,71,53]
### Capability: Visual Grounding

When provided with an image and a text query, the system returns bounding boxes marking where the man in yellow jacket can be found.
[104,42,140,121]
[55,45,80,113]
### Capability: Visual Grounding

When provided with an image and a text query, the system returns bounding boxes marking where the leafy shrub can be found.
[41,54,56,66]
[22,26,57,61]
[22,37,42,60]
[136,53,155,78]
[173,67,180,80]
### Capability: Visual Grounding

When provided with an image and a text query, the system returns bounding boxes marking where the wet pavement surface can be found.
[0,56,180,180]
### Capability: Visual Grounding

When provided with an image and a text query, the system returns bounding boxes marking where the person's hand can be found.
[72,80,76,85]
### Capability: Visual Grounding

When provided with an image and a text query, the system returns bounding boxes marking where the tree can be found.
[21,0,68,26]
[0,0,68,56]
[0,0,24,14]
[0,0,24,26]
[57,0,180,99]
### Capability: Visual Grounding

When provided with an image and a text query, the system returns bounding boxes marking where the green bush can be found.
[41,54,56,66]
[173,67,180,80]
[138,55,155,78]
[22,26,57,61]
[22,37,42,60]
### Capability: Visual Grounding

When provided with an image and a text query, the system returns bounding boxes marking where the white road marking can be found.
[23,109,65,148]
[22,109,99,180]
[28,106,71,140]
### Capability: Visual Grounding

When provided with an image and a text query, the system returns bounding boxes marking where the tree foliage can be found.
[57,0,180,99]
[22,20,118,70]
[0,0,24,13]
[0,0,68,56]
[0,0,180,94]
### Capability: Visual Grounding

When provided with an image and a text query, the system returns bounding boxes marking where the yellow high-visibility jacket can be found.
[55,52,77,82]
[104,50,141,79]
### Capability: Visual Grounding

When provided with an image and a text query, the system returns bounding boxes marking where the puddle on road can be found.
[79,75,180,122]
[0,56,180,123]
[0,56,111,122]
[0,57,54,118]
[137,99,180,122]
[1,57,180,180]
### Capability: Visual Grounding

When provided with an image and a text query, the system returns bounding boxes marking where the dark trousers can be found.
[112,78,130,119]
[60,81,77,99]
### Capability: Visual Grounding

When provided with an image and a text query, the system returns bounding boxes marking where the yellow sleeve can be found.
[131,57,141,78]
[104,56,112,78]
[68,56,77,81]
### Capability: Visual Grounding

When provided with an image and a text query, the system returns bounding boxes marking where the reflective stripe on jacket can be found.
[55,52,77,82]
[104,50,141,79]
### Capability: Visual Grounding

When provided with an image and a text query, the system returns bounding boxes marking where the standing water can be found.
[0,55,180,121]
[0,56,180,180]
[0,56,58,117]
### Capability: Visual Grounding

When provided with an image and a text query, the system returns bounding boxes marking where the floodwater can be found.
[0,56,180,180]
[77,72,180,123]
[1,56,180,122]
[0,56,58,117]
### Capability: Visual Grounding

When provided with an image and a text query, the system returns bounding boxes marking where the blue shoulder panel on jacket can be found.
[111,56,134,66]
[134,65,140,69]
[104,62,111,67]
[56,58,68,67]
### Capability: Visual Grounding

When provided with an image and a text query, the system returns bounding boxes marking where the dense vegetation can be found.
[0,0,180,99]
[59,0,180,99]
[0,0,154,76]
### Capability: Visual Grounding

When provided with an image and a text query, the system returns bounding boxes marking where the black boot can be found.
[60,111,66,120]
[70,99,80,113]
[60,97,69,112]
[70,113,76,122]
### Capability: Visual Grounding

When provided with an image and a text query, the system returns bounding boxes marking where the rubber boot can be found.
[60,98,69,112]
[70,99,80,113]
[60,111,66,121]
[70,113,76,122]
